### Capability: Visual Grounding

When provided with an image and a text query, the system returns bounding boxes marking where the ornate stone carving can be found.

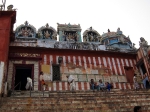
[54,42,59,48]
[0,4,3,11]
[83,27,101,42]
[139,37,150,56]
[101,28,133,52]
[139,37,148,47]
[93,44,99,50]
[116,27,122,35]
[132,43,137,49]
[77,43,83,50]
[15,21,36,38]
[7,5,17,11]
[57,23,82,42]
[61,31,78,42]
[118,35,125,43]
[38,23,57,40]
[10,53,40,58]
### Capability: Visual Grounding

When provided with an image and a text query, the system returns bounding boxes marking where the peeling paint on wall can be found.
[0,61,4,94]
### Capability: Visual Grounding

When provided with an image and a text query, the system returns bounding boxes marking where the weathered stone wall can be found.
[0,62,4,95]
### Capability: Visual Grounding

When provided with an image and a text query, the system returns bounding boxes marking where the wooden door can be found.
[124,67,134,83]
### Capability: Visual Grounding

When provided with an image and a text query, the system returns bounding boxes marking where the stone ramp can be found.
[0,90,150,112]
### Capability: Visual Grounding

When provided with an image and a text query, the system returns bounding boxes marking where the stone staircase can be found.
[0,90,150,112]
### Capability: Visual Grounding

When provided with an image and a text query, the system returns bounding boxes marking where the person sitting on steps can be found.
[106,82,112,92]
[90,79,97,91]
[133,74,140,90]
[97,79,106,91]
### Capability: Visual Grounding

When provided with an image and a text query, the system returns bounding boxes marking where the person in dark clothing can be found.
[106,82,111,91]
[90,79,97,91]
[134,106,142,112]
[90,79,94,90]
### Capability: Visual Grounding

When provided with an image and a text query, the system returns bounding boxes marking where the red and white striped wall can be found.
[41,54,137,76]
[44,82,144,91]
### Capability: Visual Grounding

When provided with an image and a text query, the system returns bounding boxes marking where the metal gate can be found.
[52,64,60,81]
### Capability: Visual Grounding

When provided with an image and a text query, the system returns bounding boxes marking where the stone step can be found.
[11,94,150,98]
[1,102,150,108]
[4,97,150,101]
[1,105,150,112]
[14,89,150,93]
[0,111,149,112]
[11,91,150,97]
[11,90,150,94]
[1,90,150,112]
[4,99,150,103]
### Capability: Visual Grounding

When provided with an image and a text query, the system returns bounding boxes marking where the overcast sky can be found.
[4,0,150,48]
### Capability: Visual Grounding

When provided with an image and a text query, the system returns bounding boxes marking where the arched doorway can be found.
[13,64,34,90]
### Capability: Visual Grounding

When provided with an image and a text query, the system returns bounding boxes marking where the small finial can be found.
[90,27,92,30]
[46,23,49,28]
[0,5,4,11]
[24,21,28,26]
[7,5,13,11]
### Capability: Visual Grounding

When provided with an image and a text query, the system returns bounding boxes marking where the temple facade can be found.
[0,9,150,96]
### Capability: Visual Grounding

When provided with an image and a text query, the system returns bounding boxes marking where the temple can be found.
[1,8,150,96]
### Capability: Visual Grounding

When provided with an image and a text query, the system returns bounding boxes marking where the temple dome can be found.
[101,28,132,49]
[15,21,36,38]
[82,27,101,43]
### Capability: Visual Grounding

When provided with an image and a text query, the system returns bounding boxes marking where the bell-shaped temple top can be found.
[101,28,133,49]
[83,27,101,43]
[57,23,82,42]
[37,23,57,40]
[15,21,36,38]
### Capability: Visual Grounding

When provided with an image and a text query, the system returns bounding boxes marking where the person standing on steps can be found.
[66,74,76,92]
[25,77,33,90]
[133,74,140,90]
[40,71,47,91]
[142,75,149,89]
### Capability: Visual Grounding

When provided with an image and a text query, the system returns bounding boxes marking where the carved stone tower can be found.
[57,23,82,42]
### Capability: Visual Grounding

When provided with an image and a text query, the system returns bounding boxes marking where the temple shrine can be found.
[0,6,150,96]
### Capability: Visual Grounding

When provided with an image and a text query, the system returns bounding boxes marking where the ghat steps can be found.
[0,90,150,112]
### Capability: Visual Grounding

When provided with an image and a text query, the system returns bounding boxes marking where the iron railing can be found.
[12,82,21,96]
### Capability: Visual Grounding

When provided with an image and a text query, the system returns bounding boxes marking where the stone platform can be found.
[0,89,150,112]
